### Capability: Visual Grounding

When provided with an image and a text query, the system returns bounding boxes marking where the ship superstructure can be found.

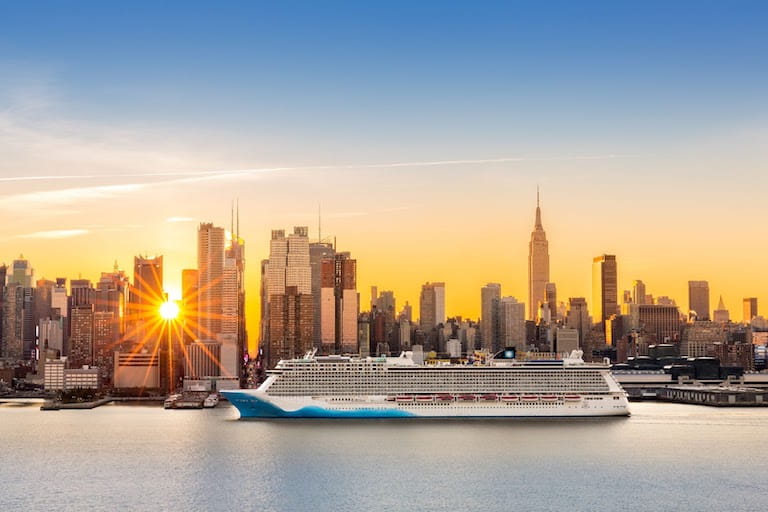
[223,350,630,418]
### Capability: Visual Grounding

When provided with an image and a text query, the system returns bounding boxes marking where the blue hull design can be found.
[222,391,416,419]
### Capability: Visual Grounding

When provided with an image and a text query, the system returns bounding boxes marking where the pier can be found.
[658,385,768,407]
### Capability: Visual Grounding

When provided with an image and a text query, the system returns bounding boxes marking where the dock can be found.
[658,385,768,407]
[40,396,165,411]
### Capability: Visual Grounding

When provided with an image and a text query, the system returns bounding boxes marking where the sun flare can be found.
[159,300,180,320]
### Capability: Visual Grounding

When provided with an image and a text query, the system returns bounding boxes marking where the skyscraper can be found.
[632,280,646,305]
[310,241,335,350]
[268,286,313,369]
[743,297,758,323]
[688,281,710,321]
[320,252,358,354]
[223,220,246,380]
[480,283,501,351]
[528,189,550,320]
[3,257,35,360]
[129,255,163,343]
[70,279,93,307]
[94,267,129,339]
[499,297,526,350]
[69,304,94,368]
[566,297,590,344]
[592,255,618,326]
[51,278,69,340]
[545,282,557,321]
[419,282,445,331]
[197,223,226,340]
[638,304,681,343]
[1,283,22,359]
[263,227,313,369]
[376,291,396,317]
[93,311,116,382]
[10,256,33,287]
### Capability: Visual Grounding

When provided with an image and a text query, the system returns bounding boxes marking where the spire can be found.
[534,187,543,230]
[236,198,240,240]
[717,295,726,310]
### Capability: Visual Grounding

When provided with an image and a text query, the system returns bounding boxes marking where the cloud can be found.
[166,216,196,223]
[0,154,638,185]
[18,229,89,239]
[0,183,147,212]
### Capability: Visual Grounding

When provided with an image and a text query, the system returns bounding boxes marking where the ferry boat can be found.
[222,349,630,419]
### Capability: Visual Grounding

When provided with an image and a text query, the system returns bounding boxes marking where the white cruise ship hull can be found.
[223,390,630,419]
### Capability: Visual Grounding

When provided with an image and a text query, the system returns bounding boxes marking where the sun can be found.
[159,300,180,320]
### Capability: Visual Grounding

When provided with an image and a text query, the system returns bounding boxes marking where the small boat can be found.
[164,394,181,409]
[481,394,498,401]
[458,394,477,402]
[203,393,219,408]
[395,395,414,403]
[416,395,434,402]
[540,395,559,402]
[501,395,519,402]
[385,396,396,402]
[436,394,453,402]
[521,395,539,402]
[564,395,582,402]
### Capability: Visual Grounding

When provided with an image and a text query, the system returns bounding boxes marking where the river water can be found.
[1,401,766,511]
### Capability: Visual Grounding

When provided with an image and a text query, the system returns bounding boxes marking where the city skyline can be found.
[1,2,767,352]
[1,196,766,356]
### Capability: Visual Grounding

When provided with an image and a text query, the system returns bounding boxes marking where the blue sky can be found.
[2,1,766,164]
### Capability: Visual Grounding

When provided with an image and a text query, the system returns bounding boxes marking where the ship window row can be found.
[268,385,609,395]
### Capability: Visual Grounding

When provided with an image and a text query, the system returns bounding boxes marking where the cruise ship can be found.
[223,349,630,419]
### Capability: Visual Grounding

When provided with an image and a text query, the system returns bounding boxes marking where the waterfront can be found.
[1,402,767,511]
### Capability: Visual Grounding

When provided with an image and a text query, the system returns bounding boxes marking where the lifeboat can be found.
[436,394,454,402]
[501,395,519,402]
[395,395,414,403]
[564,395,582,402]
[521,395,539,402]
[481,394,498,401]
[540,395,559,402]
[416,395,434,402]
[458,394,477,402]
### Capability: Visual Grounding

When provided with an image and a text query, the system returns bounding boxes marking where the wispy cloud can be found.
[0,183,147,212]
[0,153,640,218]
[0,154,638,185]
[18,229,89,239]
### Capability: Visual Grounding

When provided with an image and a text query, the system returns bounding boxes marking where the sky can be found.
[1,1,767,352]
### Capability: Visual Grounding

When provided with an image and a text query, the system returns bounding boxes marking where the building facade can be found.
[592,254,618,326]
[528,191,549,320]
[419,282,446,331]
[688,280,710,321]
[480,283,501,351]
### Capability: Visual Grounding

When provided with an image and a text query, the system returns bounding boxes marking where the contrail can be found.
[0,154,636,184]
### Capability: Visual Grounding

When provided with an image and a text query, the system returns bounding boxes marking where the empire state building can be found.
[528,190,550,320]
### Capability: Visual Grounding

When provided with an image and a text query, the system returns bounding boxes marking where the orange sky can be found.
[3,158,766,356]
